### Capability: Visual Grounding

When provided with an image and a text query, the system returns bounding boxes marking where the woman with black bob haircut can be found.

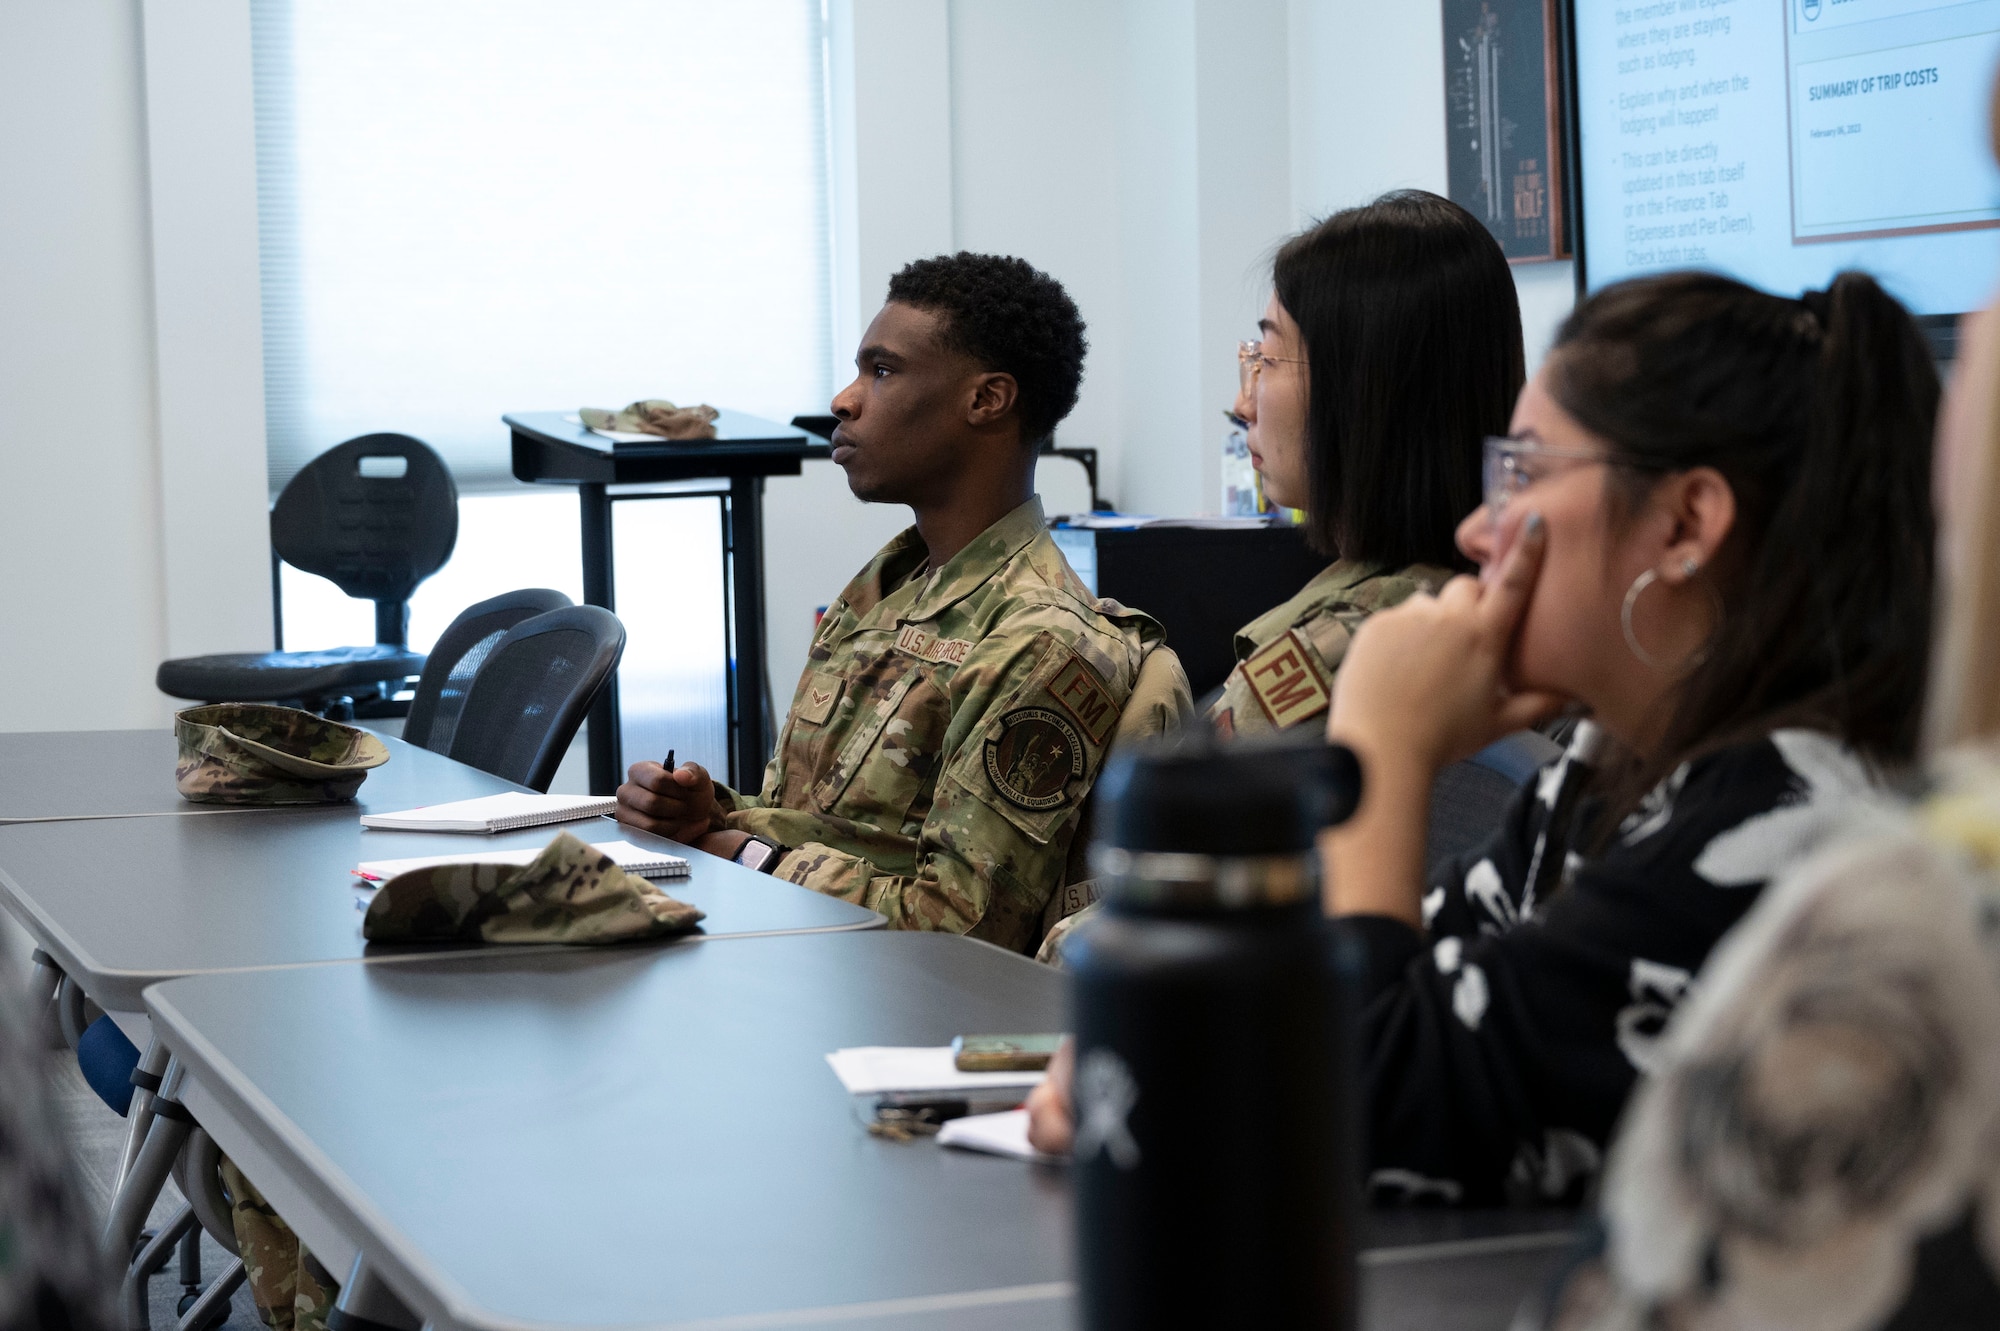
[1207,189,1524,737]
[1029,271,1941,1203]
[1034,190,1521,963]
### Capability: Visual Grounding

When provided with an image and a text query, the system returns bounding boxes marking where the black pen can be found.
[663,749,675,775]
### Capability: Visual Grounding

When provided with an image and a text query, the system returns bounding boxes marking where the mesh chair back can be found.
[1425,729,1564,878]
[403,589,574,754]
[447,606,625,791]
[271,434,458,643]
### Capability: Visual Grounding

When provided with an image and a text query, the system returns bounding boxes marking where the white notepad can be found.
[937,1109,1063,1164]
[824,1047,1047,1096]
[353,838,689,883]
[359,792,617,833]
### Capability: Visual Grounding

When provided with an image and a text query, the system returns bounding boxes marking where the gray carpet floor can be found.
[51,1056,266,1331]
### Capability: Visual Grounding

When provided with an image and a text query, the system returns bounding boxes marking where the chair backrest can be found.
[446,606,626,791]
[1424,729,1564,878]
[271,434,458,646]
[1043,644,1196,940]
[403,589,575,754]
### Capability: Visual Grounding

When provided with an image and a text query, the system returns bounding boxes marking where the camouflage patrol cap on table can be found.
[579,399,719,440]
[362,831,705,946]
[174,704,390,805]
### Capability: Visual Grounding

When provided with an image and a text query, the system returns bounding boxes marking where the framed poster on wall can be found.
[1444,0,1570,263]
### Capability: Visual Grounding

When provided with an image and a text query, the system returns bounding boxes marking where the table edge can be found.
[148,983,497,1331]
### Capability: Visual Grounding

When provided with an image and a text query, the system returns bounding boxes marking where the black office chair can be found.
[402,589,574,754]
[445,606,625,791]
[1425,729,1564,878]
[156,434,458,718]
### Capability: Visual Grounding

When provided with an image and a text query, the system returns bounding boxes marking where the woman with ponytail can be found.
[1307,268,1939,1203]
[1031,270,1941,1205]
[1526,118,2000,1327]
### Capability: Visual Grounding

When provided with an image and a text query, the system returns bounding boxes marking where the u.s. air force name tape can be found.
[895,623,977,666]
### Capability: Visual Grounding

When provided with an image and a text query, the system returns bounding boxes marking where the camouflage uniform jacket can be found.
[719,499,1162,953]
[1208,559,1453,737]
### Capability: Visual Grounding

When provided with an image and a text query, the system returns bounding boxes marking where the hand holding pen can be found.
[613,746,728,843]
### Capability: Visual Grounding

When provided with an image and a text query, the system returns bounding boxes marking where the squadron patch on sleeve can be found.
[984,708,1086,811]
[1242,628,1332,728]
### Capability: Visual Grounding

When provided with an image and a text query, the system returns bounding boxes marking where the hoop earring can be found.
[1621,566,1719,673]
[1620,569,1667,670]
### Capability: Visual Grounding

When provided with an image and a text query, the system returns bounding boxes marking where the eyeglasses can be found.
[1482,435,1615,524]
[1238,339,1306,393]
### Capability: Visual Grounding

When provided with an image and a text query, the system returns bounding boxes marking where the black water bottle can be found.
[1065,734,1362,1330]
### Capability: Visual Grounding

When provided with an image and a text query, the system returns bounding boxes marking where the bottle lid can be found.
[1094,732,1362,857]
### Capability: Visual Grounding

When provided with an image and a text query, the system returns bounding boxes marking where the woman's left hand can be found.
[1025,1039,1075,1156]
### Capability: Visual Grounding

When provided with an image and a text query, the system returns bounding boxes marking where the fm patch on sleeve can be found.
[1048,652,1119,746]
[1242,628,1332,728]
[984,708,1086,811]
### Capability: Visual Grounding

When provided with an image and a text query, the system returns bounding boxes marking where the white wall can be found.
[761,0,956,709]
[772,0,1582,695]
[0,0,171,730]
[0,0,1579,731]
[950,0,1129,497]
[139,0,274,660]
[1288,0,1576,369]
[1103,0,1294,518]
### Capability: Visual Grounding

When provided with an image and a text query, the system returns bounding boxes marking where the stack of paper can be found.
[824,1046,1048,1096]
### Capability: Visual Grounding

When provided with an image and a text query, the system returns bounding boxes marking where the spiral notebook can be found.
[359,791,618,833]
[353,838,688,882]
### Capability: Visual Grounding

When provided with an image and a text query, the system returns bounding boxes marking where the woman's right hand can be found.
[1328,511,1566,775]
[1320,513,1567,926]
[1025,1038,1075,1156]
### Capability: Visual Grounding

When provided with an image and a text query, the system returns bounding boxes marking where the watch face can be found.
[738,839,779,872]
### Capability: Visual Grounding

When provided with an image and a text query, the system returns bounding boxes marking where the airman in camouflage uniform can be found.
[619,252,1164,953]
[1207,560,1453,737]
[721,498,1160,954]
[220,1158,336,1331]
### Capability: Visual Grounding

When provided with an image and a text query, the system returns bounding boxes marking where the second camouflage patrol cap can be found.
[362,831,705,946]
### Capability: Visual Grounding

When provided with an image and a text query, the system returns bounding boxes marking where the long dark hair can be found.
[1550,270,1938,814]
[1273,190,1524,568]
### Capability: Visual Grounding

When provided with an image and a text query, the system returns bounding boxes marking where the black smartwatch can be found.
[733,835,785,874]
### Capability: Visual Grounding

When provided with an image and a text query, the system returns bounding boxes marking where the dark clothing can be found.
[0,963,110,1331]
[1342,724,1873,1206]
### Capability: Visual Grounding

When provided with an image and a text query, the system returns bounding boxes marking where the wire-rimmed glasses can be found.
[1238,339,1307,394]
[1481,435,1615,526]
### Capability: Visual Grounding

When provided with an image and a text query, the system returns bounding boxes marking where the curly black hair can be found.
[885,252,1087,447]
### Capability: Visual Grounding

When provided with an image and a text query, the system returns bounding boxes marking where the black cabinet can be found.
[1055,525,1328,700]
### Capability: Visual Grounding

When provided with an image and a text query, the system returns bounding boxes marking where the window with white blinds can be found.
[251,0,832,493]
